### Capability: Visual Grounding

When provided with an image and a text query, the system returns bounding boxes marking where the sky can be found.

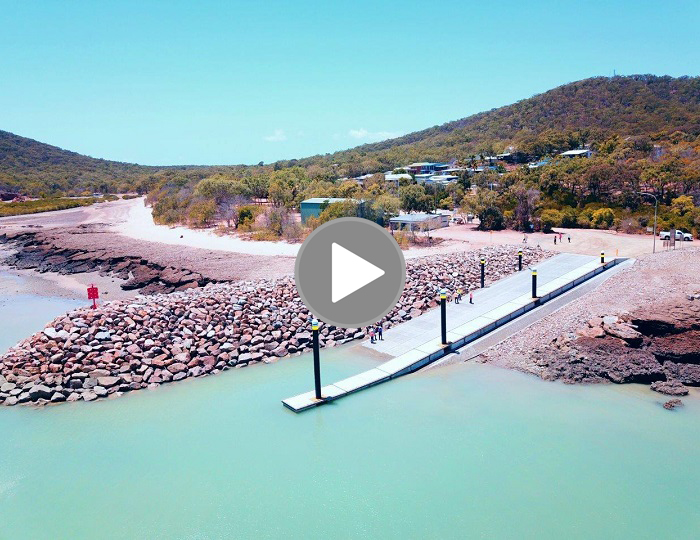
[1,0,699,166]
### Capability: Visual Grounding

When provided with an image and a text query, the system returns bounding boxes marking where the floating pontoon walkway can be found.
[283,254,624,412]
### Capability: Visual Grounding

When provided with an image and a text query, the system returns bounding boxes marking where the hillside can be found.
[287,75,700,173]
[0,131,251,197]
[2,75,700,197]
[0,130,158,196]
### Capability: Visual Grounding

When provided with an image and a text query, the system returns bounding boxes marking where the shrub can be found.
[251,229,281,241]
[591,207,615,229]
[393,230,410,249]
[577,215,592,228]
[540,209,563,233]
[560,207,579,227]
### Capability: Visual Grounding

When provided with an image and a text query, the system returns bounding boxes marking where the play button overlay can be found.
[295,217,406,328]
[331,243,385,303]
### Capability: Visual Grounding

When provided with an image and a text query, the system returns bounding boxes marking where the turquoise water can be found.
[1,281,699,539]
[0,270,84,353]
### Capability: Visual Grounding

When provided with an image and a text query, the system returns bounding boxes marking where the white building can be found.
[559,149,592,158]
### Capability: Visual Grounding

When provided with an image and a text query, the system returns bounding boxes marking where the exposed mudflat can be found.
[0,225,296,293]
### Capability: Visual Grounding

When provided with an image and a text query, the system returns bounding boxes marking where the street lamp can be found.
[637,192,658,254]
[311,319,322,400]
[439,288,448,345]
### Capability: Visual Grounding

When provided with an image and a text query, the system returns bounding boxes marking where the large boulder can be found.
[27,384,53,401]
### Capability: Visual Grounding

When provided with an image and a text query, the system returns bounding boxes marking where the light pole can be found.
[312,319,322,400]
[440,288,447,345]
[637,192,658,254]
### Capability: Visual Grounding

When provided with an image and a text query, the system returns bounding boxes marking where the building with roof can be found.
[414,173,434,184]
[560,149,592,158]
[427,175,460,185]
[389,213,449,231]
[407,162,448,174]
[384,173,413,186]
[300,198,350,223]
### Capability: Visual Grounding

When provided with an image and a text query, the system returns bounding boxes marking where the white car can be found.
[659,230,693,241]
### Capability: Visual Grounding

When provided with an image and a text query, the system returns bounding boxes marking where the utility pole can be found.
[637,192,658,254]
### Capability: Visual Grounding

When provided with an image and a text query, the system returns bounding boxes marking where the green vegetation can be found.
[0,196,117,217]
[1,75,698,232]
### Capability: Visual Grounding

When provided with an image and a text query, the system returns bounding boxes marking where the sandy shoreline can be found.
[0,264,134,301]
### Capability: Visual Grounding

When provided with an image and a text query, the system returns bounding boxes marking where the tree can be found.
[318,200,359,223]
[242,174,270,200]
[268,167,310,207]
[195,175,250,227]
[399,184,432,212]
[371,194,401,224]
[188,200,217,227]
[478,206,505,230]
[671,195,695,216]
[511,183,540,231]
[438,196,454,210]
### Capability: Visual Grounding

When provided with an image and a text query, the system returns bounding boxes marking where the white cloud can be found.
[264,129,287,142]
[348,128,400,141]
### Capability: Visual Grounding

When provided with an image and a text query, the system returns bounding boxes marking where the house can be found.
[427,175,459,185]
[389,213,450,231]
[559,149,592,158]
[414,174,434,184]
[407,162,446,174]
[353,173,375,185]
[300,198,350,223]
[384,173,413,187]
[528,159,551,169]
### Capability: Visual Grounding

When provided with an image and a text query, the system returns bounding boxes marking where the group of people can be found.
[553,232,572,245]
[454,289,473,305]
[368,324,383,343]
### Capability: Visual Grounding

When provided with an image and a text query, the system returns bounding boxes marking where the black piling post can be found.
[600,251,605,264]
[531,269,537,299]
[480,257,485,288]
[518,249,523,271]
[312,319,322,400]
[440,289,447,345]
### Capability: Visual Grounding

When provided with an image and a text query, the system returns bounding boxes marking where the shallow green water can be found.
[1,284,699,539]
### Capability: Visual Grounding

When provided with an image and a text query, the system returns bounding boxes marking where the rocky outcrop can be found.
[1,231,208,294]
[650,379,689,396]
[529,295,700,391]
[538,337,664,384]
[0,245,552,406]
[663,398,684,410]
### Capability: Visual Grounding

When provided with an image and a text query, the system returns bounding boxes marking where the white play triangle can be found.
[331,242,385,303]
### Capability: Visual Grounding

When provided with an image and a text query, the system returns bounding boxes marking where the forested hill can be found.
[0,130,259,197]
[287,75,700,173]
[0,130,158,195]
[2,75,700,196]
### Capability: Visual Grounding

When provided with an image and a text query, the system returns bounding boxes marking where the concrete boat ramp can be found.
[283,254,625,412]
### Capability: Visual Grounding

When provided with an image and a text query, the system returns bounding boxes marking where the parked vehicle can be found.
[659,230,693,241]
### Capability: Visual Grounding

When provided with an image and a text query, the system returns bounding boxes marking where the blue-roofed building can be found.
[408,162,448,174]
[300,197,350,223]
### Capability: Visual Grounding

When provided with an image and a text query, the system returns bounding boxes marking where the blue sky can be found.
[1,0,698,165]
